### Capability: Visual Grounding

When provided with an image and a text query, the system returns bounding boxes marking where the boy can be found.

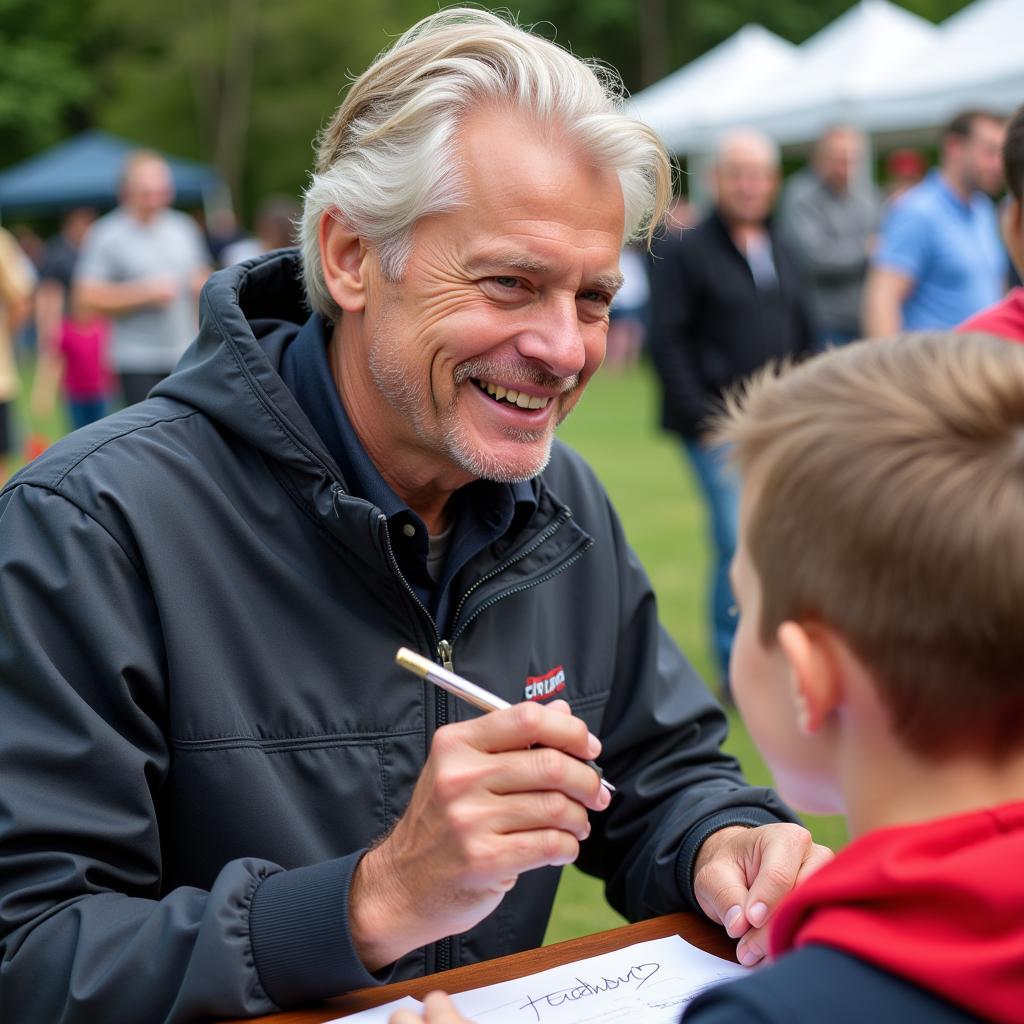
[397,332,1024,1024]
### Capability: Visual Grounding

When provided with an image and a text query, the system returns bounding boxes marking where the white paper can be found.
[450,936,744,1024]
[332,936,744,1024]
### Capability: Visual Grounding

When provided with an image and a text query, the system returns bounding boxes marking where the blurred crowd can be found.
[0,152,299,482]
[644,106,1022,699]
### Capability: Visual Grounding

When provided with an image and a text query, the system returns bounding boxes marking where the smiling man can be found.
[0,10,826,1023]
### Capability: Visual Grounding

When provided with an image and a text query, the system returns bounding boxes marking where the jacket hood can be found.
[153,249,342,486]
[771,801,1024,1022]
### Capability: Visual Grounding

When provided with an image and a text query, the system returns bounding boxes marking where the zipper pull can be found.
[437,639,454,672]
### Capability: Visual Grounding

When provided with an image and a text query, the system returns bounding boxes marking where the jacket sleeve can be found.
[0,483,382,1023]
[647,240,711,438]
[574,491,796,920]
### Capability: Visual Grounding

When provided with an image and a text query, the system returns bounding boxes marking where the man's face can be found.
[714,142,779,227]
[729,485,840,815]
[352,108,625,490]
[815,130,861,194]
[957,118,1007,196]
[125,158,175,220]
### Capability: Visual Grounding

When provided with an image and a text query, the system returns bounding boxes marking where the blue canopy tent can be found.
[0,130,224,216]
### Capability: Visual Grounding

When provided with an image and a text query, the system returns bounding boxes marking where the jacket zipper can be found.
[374,506,588,977]
[378,515,455,973]
[446,507,572,643]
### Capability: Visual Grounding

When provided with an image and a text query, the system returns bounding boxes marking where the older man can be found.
[863,110,1007,335]
[649,129,814,695]
[0,12,826,1022]
[75,150,210,405]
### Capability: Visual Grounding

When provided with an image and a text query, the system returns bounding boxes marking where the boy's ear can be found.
[318,210,370,313]
[777,621,841,735]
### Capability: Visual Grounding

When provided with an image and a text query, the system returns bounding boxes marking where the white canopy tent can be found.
[627,25,798,154]
[703,0,938,147]
[633,0,1023,160]
[865,0,1024,131]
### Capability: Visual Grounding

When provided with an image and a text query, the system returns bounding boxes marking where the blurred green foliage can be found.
[0,0,974,220]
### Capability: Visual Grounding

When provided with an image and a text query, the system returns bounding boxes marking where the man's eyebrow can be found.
[467,253,551,276]
[590,270,625,294]
[467,254,625,293]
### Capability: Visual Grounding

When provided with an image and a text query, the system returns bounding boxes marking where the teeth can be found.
[476,379,550,410]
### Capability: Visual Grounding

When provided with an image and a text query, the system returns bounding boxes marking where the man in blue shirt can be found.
[863,110,1006,335]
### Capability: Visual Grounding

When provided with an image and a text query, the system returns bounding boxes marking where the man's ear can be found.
[777,621,841,735]
[319,210,370,313]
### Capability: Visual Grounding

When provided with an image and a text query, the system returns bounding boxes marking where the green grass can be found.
[542,360,846,945]
[12,354,846,945]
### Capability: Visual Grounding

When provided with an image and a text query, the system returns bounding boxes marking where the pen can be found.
[395,647,615,794]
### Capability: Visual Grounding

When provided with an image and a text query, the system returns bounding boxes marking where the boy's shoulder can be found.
[684,945,983,1024]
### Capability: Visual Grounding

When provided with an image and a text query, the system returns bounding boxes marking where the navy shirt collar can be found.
[279,313,537,629]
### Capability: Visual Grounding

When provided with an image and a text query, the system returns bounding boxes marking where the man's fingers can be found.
[485,747,609,810]
[744,824,824,926]
[475,789,592,841]
[693,824,832,946]
[452,701,600,761]
[693,858,754,939]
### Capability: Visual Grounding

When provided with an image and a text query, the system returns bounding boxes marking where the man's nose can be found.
[515,297,588,379]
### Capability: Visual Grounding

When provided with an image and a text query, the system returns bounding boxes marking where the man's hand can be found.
[692,824,832,967]
[392,991,470,1024]
[350,699,610,972]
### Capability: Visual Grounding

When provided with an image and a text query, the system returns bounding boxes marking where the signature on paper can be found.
[517,962,661,1022]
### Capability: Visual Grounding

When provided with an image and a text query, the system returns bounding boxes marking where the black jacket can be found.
[648,212,814,438]
[0,251,791,1023]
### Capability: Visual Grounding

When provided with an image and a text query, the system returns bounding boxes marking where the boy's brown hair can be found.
[716,332,1024,760]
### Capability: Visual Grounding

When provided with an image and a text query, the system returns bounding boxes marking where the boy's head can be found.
[716,333,1024,813]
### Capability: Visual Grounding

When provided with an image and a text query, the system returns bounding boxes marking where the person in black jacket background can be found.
[649,130,814,697]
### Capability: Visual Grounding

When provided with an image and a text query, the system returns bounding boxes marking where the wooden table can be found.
[229,912,736,1024]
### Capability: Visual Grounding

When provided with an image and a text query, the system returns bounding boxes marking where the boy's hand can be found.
[692,823,833,966]
[392,992,470,1024]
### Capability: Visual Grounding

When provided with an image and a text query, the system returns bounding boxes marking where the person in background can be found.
[34,207,97,360]
[394,330,1024,1024]
[74,150,211,406]
[959,101,1024,341]
[0,11,829,1021]
[648,128,814,697]
[0,226,32,481]
[863,110,1006,335]
[32,292,112,431]
[221,194,301,266]
[778,125,878,348]
[605,243,649,370]
[881,148,927,203]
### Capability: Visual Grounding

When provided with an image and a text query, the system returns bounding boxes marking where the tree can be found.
[0,0,96,169]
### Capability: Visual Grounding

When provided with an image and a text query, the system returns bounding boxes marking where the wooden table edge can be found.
[232,912,737,1024]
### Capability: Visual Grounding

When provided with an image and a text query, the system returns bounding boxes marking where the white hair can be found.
[300,7,670,320]
[714,128,781,169]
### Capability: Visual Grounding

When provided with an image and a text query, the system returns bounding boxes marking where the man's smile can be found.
[473,378,552,410]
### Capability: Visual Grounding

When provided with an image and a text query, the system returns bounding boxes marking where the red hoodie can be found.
[770,802,1024,1023]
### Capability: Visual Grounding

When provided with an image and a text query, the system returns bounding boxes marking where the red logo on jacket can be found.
[524,666,566,702]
